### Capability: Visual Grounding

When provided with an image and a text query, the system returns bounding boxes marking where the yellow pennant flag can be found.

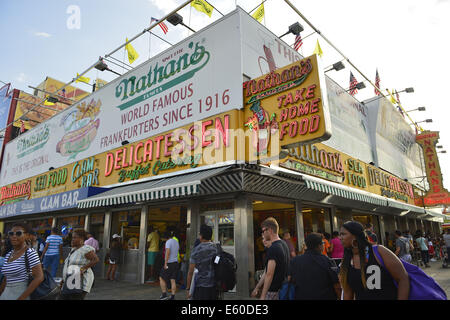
[43,99,55,106]
[76,73,90,84]
[388,89,397,104]
[252,3,265,23]
[191,0,213,18]
[125,38,139,64]
[313,39,323,58]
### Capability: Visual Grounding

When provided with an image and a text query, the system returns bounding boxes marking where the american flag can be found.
[349,71,358,96]
[151,17,168,34]
[395,90,400,104]
[293,34,303,51]
[397,105,405,118]
[374,69,381,96]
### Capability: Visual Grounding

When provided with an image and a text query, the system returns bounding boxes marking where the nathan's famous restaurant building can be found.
[0,8,447,296]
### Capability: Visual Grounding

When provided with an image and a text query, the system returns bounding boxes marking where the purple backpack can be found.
[372,245,447,300]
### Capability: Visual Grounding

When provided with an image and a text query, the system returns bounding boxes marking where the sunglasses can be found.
[8,231,25,237]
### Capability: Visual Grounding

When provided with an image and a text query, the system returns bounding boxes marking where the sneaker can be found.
[169,295,175,300]
[145,278,156,283]
[159,293,169,300]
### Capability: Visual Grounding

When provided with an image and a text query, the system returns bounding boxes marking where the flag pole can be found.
[248,0,268,14]
[203,0,224,16]
[283,0,422,133]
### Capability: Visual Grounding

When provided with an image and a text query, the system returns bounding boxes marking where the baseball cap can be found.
[112,234,121,239]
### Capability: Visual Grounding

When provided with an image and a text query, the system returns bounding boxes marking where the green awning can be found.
[302,175,387,207]
[77,166,231,209]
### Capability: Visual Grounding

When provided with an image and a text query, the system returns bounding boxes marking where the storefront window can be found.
[352,213,380,242]
[29,218,53,237]
[218,213,234,246]
[335,210,348,231]
[111,209,141,250]
[147,206,187,254]
[57,215,85,247]
[301,207,328,235]
[253,201,296,270]
[88,213,105,249]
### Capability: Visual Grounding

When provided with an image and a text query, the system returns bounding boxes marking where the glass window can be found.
[200,214,215,240]
[29,218,53,237]
[218,213,234,246]
[111,210,141,250]
[57,215,85,247]
[88,213,104,249]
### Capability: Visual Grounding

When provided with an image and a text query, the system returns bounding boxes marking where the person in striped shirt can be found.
[0,223,43,300]
[41,227,64,277]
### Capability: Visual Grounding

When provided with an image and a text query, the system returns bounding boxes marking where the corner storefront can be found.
[0,8,445,298]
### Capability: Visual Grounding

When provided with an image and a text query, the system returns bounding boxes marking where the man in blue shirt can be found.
[41,227,64,277]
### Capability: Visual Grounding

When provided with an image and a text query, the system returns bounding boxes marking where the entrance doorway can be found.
[145,205,187,282]
[252,201,296,271]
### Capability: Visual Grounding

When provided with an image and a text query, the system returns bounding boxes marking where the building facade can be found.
[0,8,445,297]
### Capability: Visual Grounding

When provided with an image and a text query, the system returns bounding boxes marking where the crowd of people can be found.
[0,220,448,300]
[250,220,448,300]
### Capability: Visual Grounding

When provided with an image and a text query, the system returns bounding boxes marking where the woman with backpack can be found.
[394,230,412,263]
[339,221,409,300]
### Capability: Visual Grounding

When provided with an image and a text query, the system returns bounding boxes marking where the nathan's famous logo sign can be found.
[115,41,210,111]
[57,99,101,159]
[282,144,344,183]
[104,111,237,183]
[280,143,415,203]
[243,54,331,162]
[415,131,450,206]
[1,180,32,205]
[17,124,50,158]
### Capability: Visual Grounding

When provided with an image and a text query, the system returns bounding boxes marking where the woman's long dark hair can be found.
[339,221,373,291]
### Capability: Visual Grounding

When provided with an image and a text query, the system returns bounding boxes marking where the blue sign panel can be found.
[0,187,107,218]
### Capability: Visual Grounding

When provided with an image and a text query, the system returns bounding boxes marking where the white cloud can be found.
[34,32,51,38]
[16,73,29,83]
[148,0,179,13]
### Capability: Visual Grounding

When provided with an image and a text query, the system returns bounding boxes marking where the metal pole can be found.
[28,85,76,103]
[105,0,192,60]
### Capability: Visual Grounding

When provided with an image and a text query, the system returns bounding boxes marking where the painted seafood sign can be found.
[57,98,101,159]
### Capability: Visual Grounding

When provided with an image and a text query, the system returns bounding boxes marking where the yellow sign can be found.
[14,91,67,130]
[3,110,241,199]
[281,142,415,204]
[415,131,450,206]
[39,77,89,103]
[243,54,331,163]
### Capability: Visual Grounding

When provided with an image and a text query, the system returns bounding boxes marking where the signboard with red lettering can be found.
[415,131,450,206]
[243,54,331,162]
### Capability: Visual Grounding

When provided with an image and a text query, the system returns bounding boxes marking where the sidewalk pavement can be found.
[86,260,450,300]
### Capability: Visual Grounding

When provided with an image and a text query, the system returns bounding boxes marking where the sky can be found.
[0,0,449,197]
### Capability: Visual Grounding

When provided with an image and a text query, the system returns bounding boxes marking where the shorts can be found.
[147,251,158,266]
[109,258,118,265]
[160,262,179,282]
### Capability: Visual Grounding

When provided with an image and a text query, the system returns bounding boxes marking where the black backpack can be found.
[212,244,237,292]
